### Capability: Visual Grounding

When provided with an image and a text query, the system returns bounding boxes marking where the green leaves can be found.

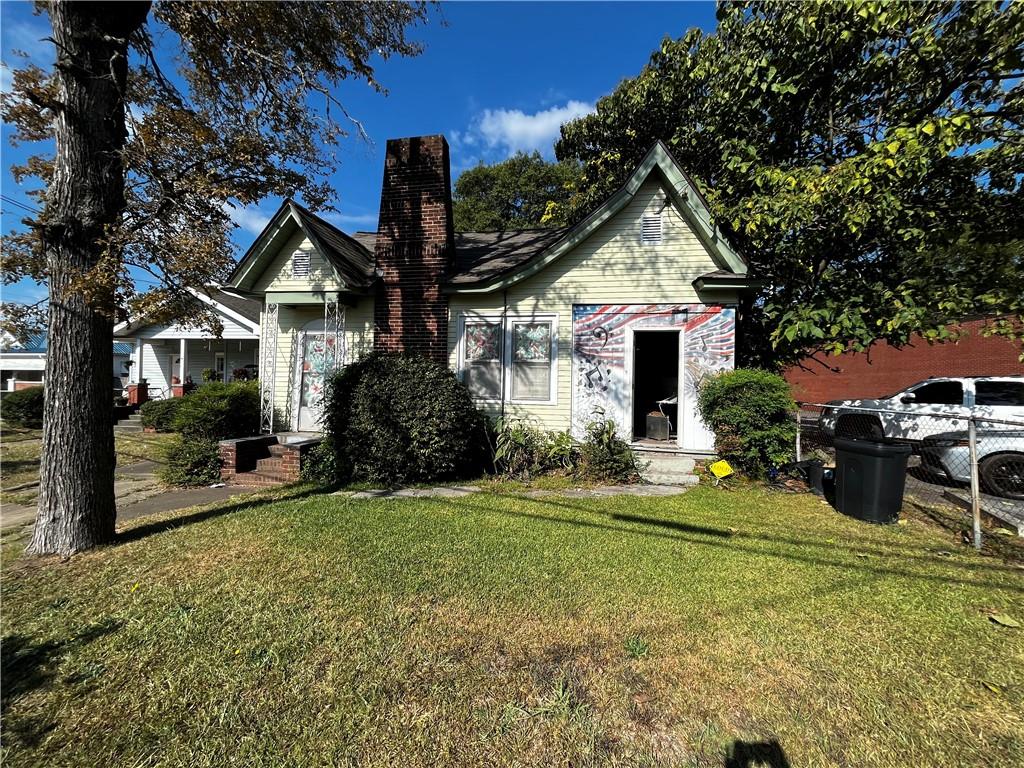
[556,0,1024,367]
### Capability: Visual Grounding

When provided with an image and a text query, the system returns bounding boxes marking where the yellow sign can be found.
[709,460,734,479]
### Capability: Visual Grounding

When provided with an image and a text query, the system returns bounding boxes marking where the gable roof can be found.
[229,200,375,292]
[444,141,747,293]
[113,287,261,336]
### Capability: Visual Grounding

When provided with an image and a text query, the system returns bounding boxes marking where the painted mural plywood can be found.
[571,304,735,450]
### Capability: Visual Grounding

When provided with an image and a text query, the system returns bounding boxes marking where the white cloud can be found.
[324,212,378,229]
[3,20,55,66]
[226,205,271,236]
[0,63,12,95]
[475,100,594,156]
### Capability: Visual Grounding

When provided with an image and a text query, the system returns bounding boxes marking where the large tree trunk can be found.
[27,1,150,556]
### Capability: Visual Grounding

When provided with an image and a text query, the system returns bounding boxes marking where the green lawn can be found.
[2,484,1022,767]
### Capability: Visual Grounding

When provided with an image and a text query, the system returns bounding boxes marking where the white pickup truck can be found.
[818,376,1024,443]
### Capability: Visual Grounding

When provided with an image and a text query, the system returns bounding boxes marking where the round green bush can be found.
[2,386,45,428]
[696,368,797,477]
[323,352,489,485]
[171,381,260,441]
[158,437,222,487]
[139,397,185,432]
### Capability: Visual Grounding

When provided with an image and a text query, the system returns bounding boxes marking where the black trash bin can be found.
[833,437,912,523]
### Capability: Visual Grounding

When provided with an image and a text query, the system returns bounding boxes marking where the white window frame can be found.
[457,313,505,405]
[505,313,559,405]
[457,312,559,406]
[215,352,226,382]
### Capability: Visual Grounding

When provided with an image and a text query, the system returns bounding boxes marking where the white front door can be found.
[168,354,181,386]
[294,332,339,431]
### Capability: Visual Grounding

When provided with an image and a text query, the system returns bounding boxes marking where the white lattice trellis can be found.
[260,302,278,433]
[324,298,344,369]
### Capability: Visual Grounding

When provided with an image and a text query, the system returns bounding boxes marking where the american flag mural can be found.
[571,304,736,449]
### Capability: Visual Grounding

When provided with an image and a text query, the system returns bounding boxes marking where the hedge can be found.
[139,398,184,432]
[171,381,260,441]
[2,386,44,428]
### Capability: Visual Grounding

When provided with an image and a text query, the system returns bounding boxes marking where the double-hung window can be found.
[462,318,503,401]
[459,313,557,404]
[510,320,554,402]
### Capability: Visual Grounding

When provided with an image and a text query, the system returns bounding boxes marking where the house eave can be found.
[443,141,747,295]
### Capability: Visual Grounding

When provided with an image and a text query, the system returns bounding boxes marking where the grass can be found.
[1,484,1023,767]
[0,426,174,505]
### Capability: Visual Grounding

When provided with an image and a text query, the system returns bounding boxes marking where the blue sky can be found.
[1,1,718,304]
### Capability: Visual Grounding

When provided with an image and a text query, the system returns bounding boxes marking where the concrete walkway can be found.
[1,460,255,535]
[336,483,694,501]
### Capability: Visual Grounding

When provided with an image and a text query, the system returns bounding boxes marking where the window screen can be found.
[292,251,310,278]
[975,381,1024,406]
[511,322,552,401]
[463,321,502,400]
[641,214,662,245]
[911,381,964,405]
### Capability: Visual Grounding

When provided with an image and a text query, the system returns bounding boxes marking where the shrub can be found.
[3,386,44,428]
[543,430,580,474]
[172,381,260,441]
[323,352,488,485]
[139,397,184,432]
[696,368,797,477]
[158,437,221,487]
[578,419,642,482]
[493,418,546,478]
[300,440,338,485]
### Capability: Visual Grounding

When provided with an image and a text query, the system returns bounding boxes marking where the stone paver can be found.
[336,483,693,501]
[525,484,693,499]
[339,485,482,500]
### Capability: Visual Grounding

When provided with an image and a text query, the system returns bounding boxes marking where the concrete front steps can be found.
[635,449,702,487]
[114,412,144,433]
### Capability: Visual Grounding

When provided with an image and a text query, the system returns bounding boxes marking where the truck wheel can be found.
[836,414,884,441]
[980,452,1024,500]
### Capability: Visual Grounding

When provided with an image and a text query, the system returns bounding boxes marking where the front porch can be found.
[122,337,260,399]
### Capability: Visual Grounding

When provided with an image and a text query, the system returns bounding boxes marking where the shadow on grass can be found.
[115,484,327,544]
[724,739,790,768]
[2,617,123,746]
[409,492,1024,593]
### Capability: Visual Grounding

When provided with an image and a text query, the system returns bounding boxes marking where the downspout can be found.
[500,288,508,422]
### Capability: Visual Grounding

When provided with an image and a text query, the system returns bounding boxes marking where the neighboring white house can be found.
[113,288,261,398]
[0,332,133,392]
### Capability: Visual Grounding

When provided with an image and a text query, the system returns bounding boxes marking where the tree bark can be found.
[27,1,150,556]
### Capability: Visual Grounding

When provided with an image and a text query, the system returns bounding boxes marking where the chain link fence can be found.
[795,402,1024,548]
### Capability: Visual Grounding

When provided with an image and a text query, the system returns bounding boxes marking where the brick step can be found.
[230,471,288,487]
[256,457,284,473]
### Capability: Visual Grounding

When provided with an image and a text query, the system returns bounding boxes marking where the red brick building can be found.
[785,318,1023,404]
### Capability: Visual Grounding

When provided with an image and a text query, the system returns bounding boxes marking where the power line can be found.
[0,195,41,215]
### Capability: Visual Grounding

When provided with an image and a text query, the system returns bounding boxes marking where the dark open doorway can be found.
[632,330,679,440]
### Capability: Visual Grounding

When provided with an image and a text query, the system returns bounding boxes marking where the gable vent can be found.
[292,251,310,278]
[641,214,662,245]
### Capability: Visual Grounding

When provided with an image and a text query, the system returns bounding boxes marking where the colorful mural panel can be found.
[571,304,735,449]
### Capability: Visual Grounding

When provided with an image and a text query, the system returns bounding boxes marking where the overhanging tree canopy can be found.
[0,0,432,555]
[556,0,1024,367]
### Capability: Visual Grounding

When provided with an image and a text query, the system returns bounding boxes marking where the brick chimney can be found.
[373,135,455,363]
